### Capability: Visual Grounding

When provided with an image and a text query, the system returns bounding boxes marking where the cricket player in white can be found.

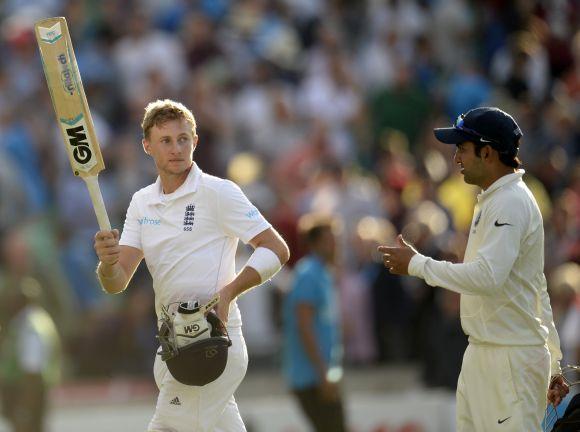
[93,99,290,431]
[379,107,569,431]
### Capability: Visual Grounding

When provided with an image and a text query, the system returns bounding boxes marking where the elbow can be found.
[272,229,290,265]
[271,234,290,265]
[473,261,508,295]
[280,242,290,265]
[254,229,290,265]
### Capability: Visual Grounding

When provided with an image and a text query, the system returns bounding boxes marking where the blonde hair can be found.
[141,99,197,140]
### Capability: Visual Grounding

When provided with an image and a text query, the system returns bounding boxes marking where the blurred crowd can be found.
[0,0,578,392]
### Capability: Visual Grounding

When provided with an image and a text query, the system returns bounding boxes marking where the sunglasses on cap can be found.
[454,114,500,146]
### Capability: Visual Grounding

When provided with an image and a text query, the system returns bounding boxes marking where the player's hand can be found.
[547,374,569,407]
[94,229,120,266]
[377,234,417,275]
[320,379,340,402]
[215,286,234,324]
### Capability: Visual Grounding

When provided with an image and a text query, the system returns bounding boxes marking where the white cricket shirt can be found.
[119,163,271,327]
[409,170,563,374]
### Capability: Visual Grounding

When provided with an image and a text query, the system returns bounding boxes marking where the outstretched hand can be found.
[377,234,418,275]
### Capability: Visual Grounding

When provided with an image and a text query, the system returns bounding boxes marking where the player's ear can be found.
[481,144,492,161]
[142,139,151,155]
[192,134,199,152]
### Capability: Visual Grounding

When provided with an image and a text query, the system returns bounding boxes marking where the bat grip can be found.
[83,175,111,231]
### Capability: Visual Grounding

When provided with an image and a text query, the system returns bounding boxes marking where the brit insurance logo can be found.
[183,204,195,231]
[138,217,161,226]
[57,53,75,95]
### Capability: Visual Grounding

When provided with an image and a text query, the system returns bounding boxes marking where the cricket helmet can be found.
[158,307,231,386]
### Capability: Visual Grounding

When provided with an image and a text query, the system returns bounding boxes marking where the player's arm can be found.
[295,302,338,401]
[296,303,326,376]
[214,180,289,320]
[94,229,143,294]
[539,281,564,375]
[247,227,290,274]
[237,226,290,290]
[216,227,289,321]
[13,373,44,431]
[386,198,524,296]
[539,278,568,406]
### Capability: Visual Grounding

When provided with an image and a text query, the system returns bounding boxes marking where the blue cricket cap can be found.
[434,107,523,156]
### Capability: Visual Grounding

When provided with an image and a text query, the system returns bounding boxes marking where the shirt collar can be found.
[152,162,202,205]
[477,169,524,203]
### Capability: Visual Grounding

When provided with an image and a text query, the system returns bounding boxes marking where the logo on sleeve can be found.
[245,208,259,219]
[497,416,511,424]
[472,210,482,234]
[474,210,482,227]
[183,204,195,231]
[494,220,512,227]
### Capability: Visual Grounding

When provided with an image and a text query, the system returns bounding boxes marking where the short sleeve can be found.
[18,326,45,373]
[218,180,271,243]
[119,193,142,250]
[292,272,323,307]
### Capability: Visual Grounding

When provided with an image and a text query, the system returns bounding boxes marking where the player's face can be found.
[454,141,485,187]
[144,118,197,176]
[317,227,337,264]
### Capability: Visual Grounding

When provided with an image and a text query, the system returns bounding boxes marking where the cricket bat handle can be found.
[83,175,111,231]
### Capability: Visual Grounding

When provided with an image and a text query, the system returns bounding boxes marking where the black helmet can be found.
[158,308,231,386]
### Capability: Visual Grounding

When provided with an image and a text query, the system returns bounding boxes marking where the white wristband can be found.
[245,247,282,283]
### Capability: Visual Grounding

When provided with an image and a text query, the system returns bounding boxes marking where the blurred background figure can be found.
[282,213,347,432]
[549,262,580,370]
[0,277,61,432]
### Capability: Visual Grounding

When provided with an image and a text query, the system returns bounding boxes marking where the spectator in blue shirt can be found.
[283,213,346,432]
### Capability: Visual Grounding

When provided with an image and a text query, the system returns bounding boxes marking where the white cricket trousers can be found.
[456,342,551,431]
[148,327,248,432]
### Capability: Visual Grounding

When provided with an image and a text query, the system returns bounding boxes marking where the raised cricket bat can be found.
[35,17,111,231]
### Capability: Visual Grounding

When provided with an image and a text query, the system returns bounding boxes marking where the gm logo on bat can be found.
[57,53,75,95]
[59,114,96,173]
